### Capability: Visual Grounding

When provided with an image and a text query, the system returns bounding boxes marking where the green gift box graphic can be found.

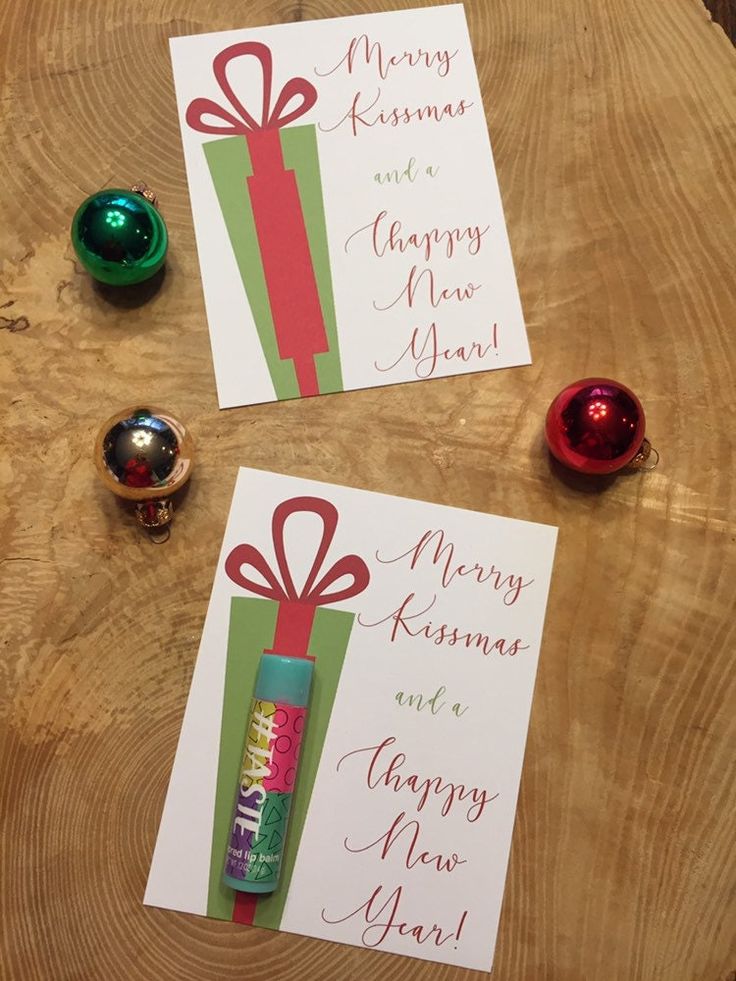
[186,42,343,400]
[205,496,370,928]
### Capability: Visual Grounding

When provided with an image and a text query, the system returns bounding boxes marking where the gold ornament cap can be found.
[129,181,159,207]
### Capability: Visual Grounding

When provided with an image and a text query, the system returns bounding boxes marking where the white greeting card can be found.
[170,5,530,407]
[145,468,557,971]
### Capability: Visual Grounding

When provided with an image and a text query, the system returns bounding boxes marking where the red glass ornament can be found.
[545,378,649,475]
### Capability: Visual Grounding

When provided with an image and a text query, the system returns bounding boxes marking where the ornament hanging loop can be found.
[627,438,660,472]
[147,526,171,545]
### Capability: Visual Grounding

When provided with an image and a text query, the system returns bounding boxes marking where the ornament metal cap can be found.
[94,405,194,539]
[626,437,660,472]
[129,181,159,208]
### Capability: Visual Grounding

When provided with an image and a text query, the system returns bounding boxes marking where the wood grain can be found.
[1,0,735,979]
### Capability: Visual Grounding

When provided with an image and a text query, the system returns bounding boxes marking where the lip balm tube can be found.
[223,653,313,893]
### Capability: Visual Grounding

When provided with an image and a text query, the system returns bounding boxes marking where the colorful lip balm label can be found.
[169,5,531,409]
[146,468,558,972]
[226,699,306,885]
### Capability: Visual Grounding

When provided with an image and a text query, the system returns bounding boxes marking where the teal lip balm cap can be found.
[255,654,313,706]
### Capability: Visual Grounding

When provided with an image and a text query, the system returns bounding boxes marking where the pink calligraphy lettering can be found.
[374,322,498,379]
[358,592,529,659]
[319,89,473,137]
[336,736,498,822]
[315,35,459,80]
[322,884,468,950]
[344,211,489,262]
[374,265,481,312]
[376,528,533,605]
[345,810,467,873]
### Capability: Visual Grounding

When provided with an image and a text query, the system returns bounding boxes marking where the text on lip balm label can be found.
[226,699,306,884]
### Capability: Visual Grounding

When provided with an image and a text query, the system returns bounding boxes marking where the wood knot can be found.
[0,314,30,333]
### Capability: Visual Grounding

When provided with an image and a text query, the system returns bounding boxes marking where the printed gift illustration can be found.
[170,5,531,407]
[145,469,558,971]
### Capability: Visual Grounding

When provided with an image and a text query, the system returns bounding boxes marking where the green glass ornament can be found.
[71,186,168,286]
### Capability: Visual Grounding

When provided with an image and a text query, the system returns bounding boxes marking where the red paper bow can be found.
[186,41,317,135]
[225,496,370,658]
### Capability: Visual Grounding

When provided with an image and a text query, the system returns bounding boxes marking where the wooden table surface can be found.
[2,0,735,978]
